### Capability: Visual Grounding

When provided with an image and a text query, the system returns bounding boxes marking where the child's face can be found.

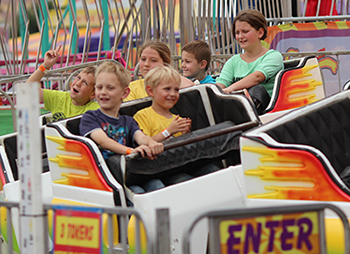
[148,79,180,110]
[234,20,264,51]
[181,51,204,79]
[95,72,129,112]
[139,47,164,77]
[69,72,95,106]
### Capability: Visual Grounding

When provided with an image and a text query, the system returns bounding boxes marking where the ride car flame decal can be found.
[46,136,112,192]
[271,64,323,113]
[243,146,350,201]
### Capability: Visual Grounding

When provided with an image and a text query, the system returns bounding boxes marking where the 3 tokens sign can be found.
[53,207,102,254]
[219,211,321,254]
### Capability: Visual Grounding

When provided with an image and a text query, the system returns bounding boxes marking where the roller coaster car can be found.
[241,89,350,207]
[0,55,323,189]
[44,84,259,253]
[240,89,350,253]
[260,55,325,123]
[0,55,325,253]
[0,112,51,191]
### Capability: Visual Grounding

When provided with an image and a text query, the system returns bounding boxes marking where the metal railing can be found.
[0,201,19,254]
[0,202,172,254]
[183,203,350,254]
[1,0,350,76]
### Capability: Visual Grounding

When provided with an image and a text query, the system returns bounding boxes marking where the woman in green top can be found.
[216,9,283,97]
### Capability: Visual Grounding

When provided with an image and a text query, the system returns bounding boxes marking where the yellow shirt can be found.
[134,106,182,138]
[124,79,149,102]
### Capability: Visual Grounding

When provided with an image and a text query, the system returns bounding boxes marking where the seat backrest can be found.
[207,87,254,125]
[66,118,82,135]
[2,128,47,181]
[265,94,350,175]
[170,89,210,130]
[3,135,17,180]
[265,56,325,113]
[120,99,152,117]
[64,85,258,140]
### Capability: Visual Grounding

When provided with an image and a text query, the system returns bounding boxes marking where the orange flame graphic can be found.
[243,146,350,202]
[47,136,113,192]
[271,64,322,112]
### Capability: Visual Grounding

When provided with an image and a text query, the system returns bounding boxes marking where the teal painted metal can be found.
[68,1,78,54]
[19,1,26,52]
[101,0,111,51]
[40,0,49,57]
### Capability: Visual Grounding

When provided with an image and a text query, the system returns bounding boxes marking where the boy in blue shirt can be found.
[80,61,163,159]
[181,40,216,84]
[80,62,164,194]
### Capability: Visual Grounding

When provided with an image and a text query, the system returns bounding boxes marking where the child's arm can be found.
[151,116,192,142]
[27,45,62,102]
[90,129,133,155]
[133,131,164,159]
[180,76,194,89]
[222,71,265,94]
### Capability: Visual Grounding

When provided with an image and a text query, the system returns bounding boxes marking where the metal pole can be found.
[69,0,78,54]
[156,208,170,254]
[17,82,45,254]
[101,0,111,51]
[40,0,49,57]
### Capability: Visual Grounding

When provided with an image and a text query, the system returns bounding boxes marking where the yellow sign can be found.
[219,211,321,254]
[53,207,102,253]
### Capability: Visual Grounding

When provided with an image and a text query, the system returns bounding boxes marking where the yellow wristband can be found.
[126,148,133,155]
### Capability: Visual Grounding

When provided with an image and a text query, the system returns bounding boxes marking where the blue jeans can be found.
[129,178,165,194]
[190,163,220,177]
[165,173,194,185]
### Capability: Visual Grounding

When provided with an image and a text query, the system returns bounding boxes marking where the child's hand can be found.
[222,87,232,94]
[43,45,62,69]
[132,142,163,160]
[168,116,192,135]
[148,140,164,155]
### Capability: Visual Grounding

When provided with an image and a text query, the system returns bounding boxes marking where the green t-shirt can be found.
[216,49,284,96]
[43,89,100,122]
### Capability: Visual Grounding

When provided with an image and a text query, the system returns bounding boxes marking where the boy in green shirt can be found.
[27,45,99,122]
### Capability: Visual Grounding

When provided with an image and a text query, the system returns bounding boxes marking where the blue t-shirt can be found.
[80,109,140,158]
[200,75,216,84]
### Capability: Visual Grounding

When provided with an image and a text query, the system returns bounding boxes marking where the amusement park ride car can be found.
[1,55,343,254]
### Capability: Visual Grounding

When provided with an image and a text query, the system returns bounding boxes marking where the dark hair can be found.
[139,40,172,65]
[80,66,96,88]
[182,40,212,71]
[232,9,268,40]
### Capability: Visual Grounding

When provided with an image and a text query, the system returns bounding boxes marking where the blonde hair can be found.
[95,62,131,88]
[144,65,181,90]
